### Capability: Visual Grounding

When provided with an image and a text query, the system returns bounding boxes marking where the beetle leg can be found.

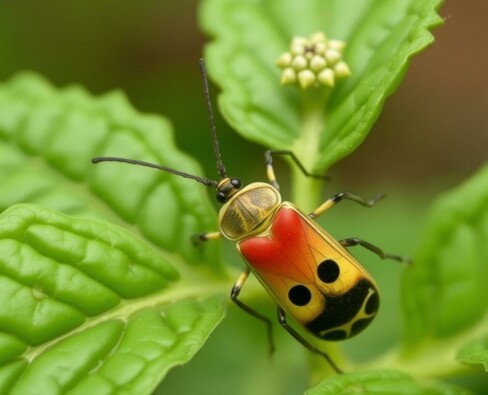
[231,267,275,356]
[339,238,411,264]
[277,308,342,373]
[191,231,222,246]
[264,149,329,190]
[309,192,385,219]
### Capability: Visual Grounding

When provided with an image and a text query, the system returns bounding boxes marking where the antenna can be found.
[92,59,227,189]
[199,58,228,179]
[91,157,218,187]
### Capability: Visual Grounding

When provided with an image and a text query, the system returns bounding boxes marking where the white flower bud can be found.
[298,69,316,89]
[334,61,351,78]
[325,49,341,65]
[314,42,327,55]
[328,39,346,51]
[281,68,296,85]
[291,36,307,48]
[318,68,335,87]
[310,32,327,43]
[276,52,292,67]
[292,55,308,71]
[310,55,327,71]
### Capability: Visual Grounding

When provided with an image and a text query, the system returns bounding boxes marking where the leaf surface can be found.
[305,370,472,395]
[0,204,226,395]
[200,0,444,171]
[402,164,488,348]
[0,73,221,268]
[457,334,488,372]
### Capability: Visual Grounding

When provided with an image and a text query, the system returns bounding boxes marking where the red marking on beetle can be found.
[239,207,323,283]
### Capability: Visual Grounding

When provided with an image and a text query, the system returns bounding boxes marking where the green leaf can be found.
[0,73,231,393]
[0,204,226,395]
[402,164,488,349]
[457,334,488,372]
[200,0,444,172]
[305,370,472,395]
[0,72,221,268]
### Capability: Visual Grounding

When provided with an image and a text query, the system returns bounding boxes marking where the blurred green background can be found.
[0,1,486,394]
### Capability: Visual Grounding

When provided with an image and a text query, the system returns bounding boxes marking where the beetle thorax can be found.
[218,182,281,241]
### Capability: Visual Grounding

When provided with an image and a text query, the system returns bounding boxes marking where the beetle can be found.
[92,59,408,373]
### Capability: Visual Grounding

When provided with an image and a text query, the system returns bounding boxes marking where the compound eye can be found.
[230,178,242,189]
[216,191,227,203]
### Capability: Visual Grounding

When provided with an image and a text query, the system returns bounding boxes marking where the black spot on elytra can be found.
[321,330,348,341]
[351,316,375,335]
[365,290,379,315]
[288,285,312,306]
[317,259,340,283]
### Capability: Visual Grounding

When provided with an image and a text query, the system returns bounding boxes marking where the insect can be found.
[92,59,408,373]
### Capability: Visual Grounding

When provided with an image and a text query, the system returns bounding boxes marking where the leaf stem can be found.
[291,90,330,212]
[291,167,323,212]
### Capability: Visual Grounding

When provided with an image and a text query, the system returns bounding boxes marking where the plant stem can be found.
[291,90,329,212]
[291,167,322,212]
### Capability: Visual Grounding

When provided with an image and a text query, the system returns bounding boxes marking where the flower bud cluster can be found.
[276,32,351,89]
